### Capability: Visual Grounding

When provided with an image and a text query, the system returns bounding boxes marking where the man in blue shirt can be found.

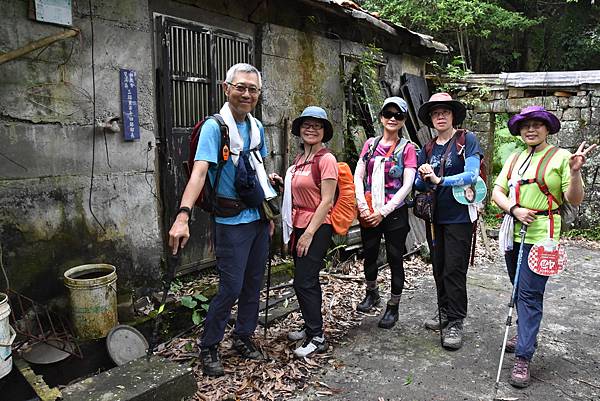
[168,63,272,377]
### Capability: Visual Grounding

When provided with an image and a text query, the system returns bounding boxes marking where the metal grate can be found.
[168,24,252,130]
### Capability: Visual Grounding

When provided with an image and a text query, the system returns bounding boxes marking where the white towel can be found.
[371,156,386,212]
[499,180,518,252]
[281,166,295,244]
[219,102,277,199]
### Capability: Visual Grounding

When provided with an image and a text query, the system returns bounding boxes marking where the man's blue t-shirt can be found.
[195,117,268,225]
[416,131,482,224]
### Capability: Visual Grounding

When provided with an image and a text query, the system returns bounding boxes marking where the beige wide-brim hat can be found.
[418,92,467,128]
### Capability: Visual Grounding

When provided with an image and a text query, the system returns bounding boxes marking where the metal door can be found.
[155,15,253,274]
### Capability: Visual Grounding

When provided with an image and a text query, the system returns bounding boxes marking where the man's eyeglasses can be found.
[227,82,261,96]
[300,121,324,130]
[430,109,452,119]
[381,110,406,120]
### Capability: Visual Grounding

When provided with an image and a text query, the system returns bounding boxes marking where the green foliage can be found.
[483,202,504,229]
[360,0,599,73]
[180,293,210,325]
[492,114,525,177]
[563,226,600,241]
[429,56,491,107]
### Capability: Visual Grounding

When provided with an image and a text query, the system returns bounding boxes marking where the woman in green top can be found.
[492,106,596,388]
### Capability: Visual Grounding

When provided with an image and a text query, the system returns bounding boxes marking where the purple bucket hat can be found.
[507,106,561,136]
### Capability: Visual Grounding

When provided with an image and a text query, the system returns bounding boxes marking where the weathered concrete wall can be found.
[260,23,425,175]
[460,88,600,227]
[0,0,161,300]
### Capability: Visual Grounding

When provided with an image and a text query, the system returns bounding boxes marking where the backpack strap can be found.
[506,152,520,181]
[209,114,229,201]
[310,147,332,188]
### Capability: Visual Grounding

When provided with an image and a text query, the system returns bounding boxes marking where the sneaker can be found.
[356,289,381,312]
[200,345,224,377]
[509,357,530,388]
[505,334,538,354]
[293,335,328,358]
[424,309,449,330]
[442,320,463,350]
[232,335,264,360]
[288,326,307,341]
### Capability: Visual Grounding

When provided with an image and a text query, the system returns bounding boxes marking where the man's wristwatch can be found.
[177,206,192,219]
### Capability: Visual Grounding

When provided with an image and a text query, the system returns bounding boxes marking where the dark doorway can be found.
[155,15,253,274]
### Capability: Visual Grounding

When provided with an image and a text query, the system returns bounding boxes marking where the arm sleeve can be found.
[354,158,369,213]
[438,154,480,186]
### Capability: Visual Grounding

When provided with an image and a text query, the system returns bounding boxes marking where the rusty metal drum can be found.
[64,264,118,339]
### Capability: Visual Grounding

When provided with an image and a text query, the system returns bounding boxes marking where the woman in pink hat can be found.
[492,105,596,388]
[415,92,483,350]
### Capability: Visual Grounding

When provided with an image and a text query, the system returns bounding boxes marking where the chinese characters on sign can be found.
[120,69,140,141]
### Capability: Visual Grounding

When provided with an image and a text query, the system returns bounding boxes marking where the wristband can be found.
[509,204,519,217]
[177,206,192,218]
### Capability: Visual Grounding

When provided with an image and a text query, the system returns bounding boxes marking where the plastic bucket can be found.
[0,293,16,379]
[64,264,118,339]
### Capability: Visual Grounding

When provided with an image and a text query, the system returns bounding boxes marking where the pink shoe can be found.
[509,357,530,388]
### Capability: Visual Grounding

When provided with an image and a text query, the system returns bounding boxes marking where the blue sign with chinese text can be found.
[120,69,140,141]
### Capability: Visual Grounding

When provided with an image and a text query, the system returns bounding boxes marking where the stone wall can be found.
[459,87,600,228]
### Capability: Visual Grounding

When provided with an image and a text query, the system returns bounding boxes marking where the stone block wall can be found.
[459,87,600,228]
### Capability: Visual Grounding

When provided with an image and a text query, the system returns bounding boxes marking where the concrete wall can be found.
[260,23,425,175]
[0,0,161,300]
[0,0,429,302]
[459,88,600,228]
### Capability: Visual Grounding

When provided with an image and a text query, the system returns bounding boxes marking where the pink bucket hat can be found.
[418,92,467,128]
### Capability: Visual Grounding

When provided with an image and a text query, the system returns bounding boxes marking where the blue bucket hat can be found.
[292,106,334,143]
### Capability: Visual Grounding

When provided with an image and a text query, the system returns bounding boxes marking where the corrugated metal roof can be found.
[309,0,449,53]
[465,71,600,88]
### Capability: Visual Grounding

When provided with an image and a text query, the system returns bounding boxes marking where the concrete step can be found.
[61,356,196,401]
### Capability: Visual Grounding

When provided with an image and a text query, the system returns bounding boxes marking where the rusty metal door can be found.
[155,15,253,274]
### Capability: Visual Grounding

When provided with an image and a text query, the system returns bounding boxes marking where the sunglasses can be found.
[381,110,406,120]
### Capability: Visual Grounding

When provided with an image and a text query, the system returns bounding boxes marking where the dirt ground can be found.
[289,239,600,401]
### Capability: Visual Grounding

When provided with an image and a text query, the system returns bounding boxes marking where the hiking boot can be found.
[424,309,449,330]
[232,335,264,360]
[357,289,380,312]
[505,334,538,353]
[200,345,224,377]
[378,303,399,329]
[509,357,530,388]
[287,326,307,341]
[293,335,328,358]
[442,320,464,350]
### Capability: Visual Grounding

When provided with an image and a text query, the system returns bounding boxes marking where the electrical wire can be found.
[87,0,105,232]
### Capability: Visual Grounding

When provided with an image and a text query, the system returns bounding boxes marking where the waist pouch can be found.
[214,196,247,217]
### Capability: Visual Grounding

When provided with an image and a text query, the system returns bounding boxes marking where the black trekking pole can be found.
[493,224,528,399]
[147,252,179,360]
[264,235,272,338]
[429,223,444,346]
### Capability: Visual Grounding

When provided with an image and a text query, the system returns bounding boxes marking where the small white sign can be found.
[35,0,72,27]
